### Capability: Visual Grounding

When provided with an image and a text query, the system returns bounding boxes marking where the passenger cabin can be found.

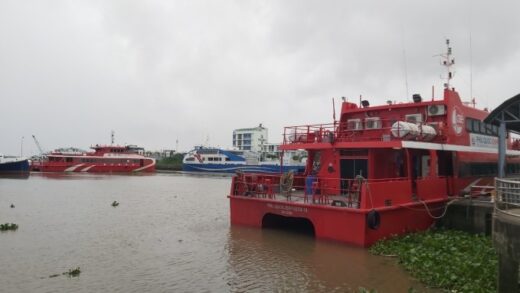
[280,88,520,202]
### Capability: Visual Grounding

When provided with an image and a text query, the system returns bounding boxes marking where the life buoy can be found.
[367,209,380,230]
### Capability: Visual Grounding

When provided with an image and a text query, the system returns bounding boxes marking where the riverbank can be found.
[155,154,184,171]
[370,229,497,293]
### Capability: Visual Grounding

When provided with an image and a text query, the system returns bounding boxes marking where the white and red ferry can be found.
[228,40,520,247]
[31,144,155,173]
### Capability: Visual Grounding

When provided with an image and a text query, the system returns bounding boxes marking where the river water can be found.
[0,173,436,292]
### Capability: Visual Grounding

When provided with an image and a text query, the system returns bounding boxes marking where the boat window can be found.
[471,119,480,133]
[485,124,493,135]
[225,158,230,161]
[66,158,73,162]
[492,125,498,136]
[479,121,486,133]
[185,157,195,162]
[465,119,472,132]
[459,162,498,177]
[466,118,498,137]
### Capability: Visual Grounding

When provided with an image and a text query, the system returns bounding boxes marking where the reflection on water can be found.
[0,173,30,180]
[0,173,436,292]
[226,227,436,292]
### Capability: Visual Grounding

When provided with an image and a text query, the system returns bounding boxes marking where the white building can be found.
[232,124,268,152]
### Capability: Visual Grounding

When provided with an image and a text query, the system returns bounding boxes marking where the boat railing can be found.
[282,119,444,145]
[230,172,411,209]
[495,177,520,216]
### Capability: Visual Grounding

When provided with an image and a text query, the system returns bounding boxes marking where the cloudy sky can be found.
[1,0,519,155]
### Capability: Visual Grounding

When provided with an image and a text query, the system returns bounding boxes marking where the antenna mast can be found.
[111,130,115,145]
[401,27,410,100]
[440,39,455,89]
[469,32,473,101]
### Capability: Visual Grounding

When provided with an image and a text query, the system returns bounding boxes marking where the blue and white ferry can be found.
[182,146,305,174]
[0,154,30,173]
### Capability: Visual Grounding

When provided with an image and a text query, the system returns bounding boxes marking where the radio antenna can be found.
[401,26,410,100]
[439,39,455,89]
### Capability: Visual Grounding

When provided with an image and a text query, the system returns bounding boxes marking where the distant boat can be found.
[30,144,155,173]
[182,146,305,174]
[0,154,30,173]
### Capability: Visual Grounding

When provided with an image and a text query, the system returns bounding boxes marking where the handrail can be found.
[495,177,520,217]
[282,119,444,145]
[230,173,413,209]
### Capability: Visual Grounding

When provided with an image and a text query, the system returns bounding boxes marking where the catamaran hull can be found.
[229,196,446,247]
[31,162,155,173]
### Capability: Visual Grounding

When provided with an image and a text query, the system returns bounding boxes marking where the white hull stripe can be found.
[401,141,520,156]
[81,165,96,172]
[133,161,156,172]
[64,164,85,172]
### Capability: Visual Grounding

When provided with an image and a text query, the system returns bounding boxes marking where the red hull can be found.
[31,145,155,173]
[31,162,155,173]
[230,196,445,247]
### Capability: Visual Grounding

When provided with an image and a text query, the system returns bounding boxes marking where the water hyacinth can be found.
[370,229,497,293]
[0,223,18,231]
[64,267,81,277]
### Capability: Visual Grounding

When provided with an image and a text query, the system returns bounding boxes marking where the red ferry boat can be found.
[228,40,520,247]
[31,144,156,173]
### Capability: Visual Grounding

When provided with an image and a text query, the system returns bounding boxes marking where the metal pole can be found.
[498,121,506,178]
[20,136,24,157]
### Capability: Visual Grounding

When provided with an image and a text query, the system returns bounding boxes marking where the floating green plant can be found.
[370,229,497,293]
[0,223,18,231]
[64,267,81,277]
[111,201,119,207]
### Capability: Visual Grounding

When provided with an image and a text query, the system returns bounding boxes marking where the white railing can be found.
[495,178,520,216]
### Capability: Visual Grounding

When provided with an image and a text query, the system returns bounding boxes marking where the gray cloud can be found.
[1,0,519,155]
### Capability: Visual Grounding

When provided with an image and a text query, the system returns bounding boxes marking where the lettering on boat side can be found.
[469,133,498,148]
[267,203,308,215]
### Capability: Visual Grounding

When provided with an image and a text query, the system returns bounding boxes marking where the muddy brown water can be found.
[0,173,437,292]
